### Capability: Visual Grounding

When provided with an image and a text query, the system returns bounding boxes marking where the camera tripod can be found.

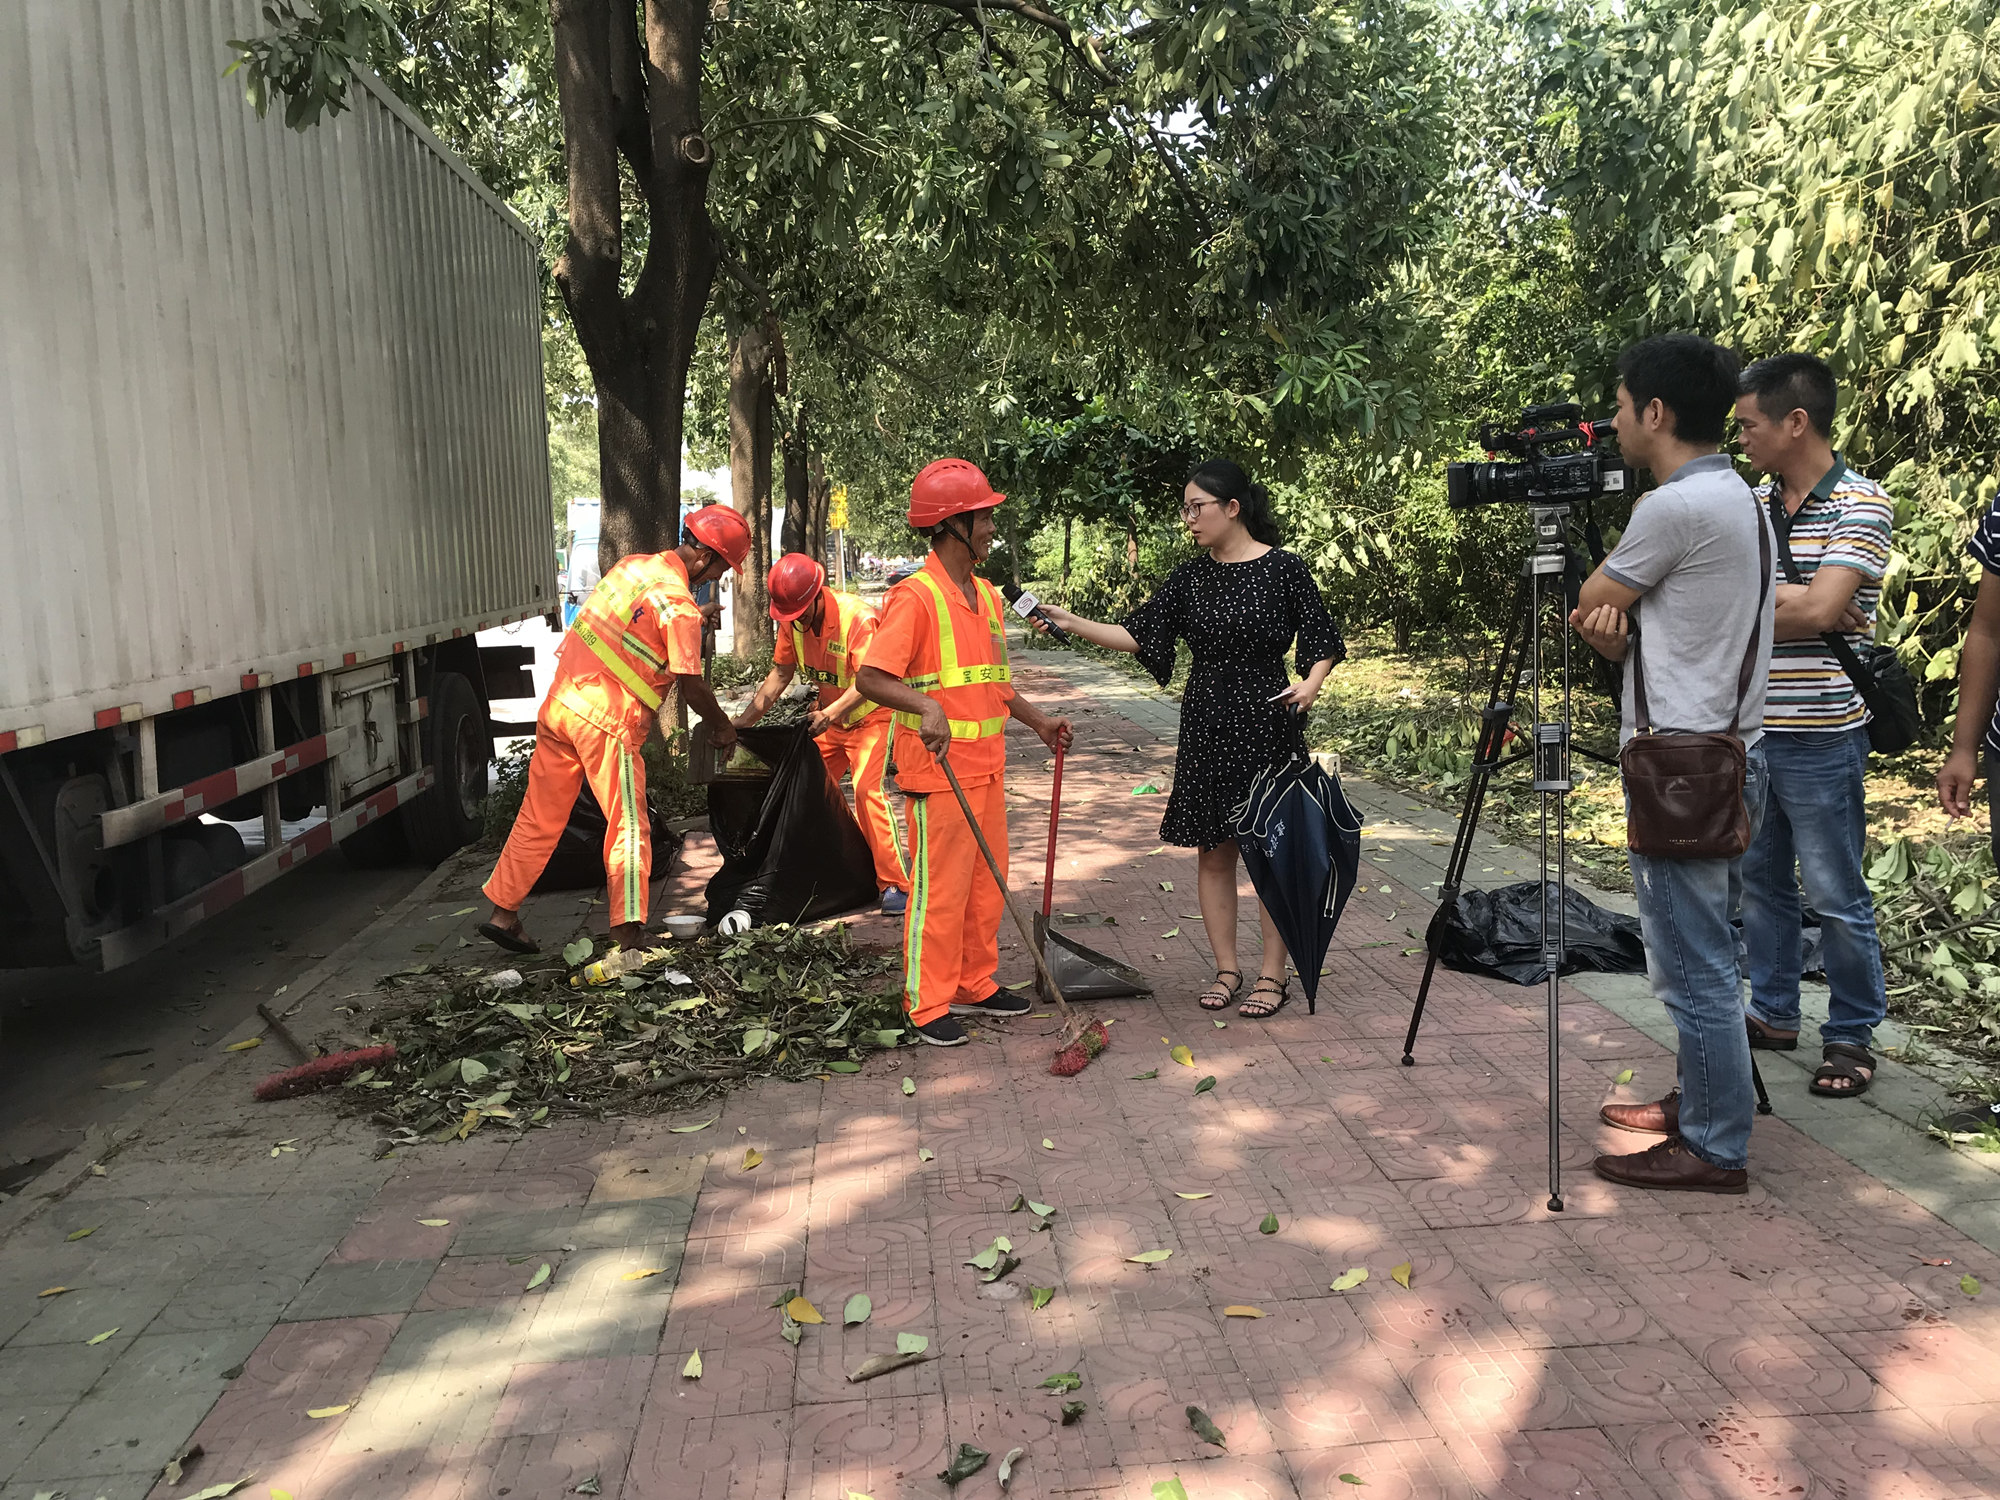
[1399,504,1771,1211]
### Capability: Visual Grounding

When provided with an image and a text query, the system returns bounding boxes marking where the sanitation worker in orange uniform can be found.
[856,460,1074,1046]
[734,552,912,914]
[479,505,753,955]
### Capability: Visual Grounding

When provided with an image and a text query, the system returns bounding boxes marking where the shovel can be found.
[1033,746,1153,1003]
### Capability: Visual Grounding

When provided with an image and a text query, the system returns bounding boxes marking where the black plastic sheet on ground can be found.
[1431,880,1646,986]
[534,784,685,892]
[704,724,879,926]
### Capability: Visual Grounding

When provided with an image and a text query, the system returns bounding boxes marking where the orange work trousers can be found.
[901,771,1006,1025]
[820,714,909,895]
[483,700,652,927]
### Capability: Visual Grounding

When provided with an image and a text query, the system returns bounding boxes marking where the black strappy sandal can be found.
[1198,969,1243,1012]
[477,920,541,955]
[1239,976,1289,1020]
[1811,1042,1875,1099]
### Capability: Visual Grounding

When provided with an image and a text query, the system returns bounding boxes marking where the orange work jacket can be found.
[775,591,889,728]
[551,551,703,746]
[864,552,1013,791]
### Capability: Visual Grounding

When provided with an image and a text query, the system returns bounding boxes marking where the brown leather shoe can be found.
[1600,1088,1679,1135]
[1593,1136,1747,1195]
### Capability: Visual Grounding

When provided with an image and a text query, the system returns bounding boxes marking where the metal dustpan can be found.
[1035,747,1152,1002]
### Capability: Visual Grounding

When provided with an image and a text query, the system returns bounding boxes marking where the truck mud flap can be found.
[96,766,434,971]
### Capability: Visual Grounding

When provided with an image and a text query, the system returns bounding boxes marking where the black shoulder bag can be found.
[1766,494,1921,755]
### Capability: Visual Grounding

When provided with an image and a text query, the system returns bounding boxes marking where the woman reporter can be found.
[1030,460,1344,1019]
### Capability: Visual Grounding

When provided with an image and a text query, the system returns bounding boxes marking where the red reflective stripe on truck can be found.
[0,732,14,754]
[343,652,358,666]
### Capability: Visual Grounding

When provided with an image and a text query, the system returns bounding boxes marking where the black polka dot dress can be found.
[1121,548,1346,850]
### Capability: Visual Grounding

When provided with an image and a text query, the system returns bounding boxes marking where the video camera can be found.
[1446,402,1633,509]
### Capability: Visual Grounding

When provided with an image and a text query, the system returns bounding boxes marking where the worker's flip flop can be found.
[477,921,541,955]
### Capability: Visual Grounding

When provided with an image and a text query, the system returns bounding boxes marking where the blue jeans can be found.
[1742,727,1886,1051]
[1627,744,1769,1171]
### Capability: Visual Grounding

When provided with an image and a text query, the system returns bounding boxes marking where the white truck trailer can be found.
[0,2,556,970]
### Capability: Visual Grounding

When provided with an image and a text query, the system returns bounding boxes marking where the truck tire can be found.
[402,670,490,865]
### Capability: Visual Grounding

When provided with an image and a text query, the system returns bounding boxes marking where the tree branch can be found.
[899,0,1112,81]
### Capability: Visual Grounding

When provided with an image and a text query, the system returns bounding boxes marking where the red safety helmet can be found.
[683,503,753,571]
[767,552,826,622]
[908,458,1005,528]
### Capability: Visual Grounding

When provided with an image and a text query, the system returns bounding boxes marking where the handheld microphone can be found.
[1000,582,1071,644]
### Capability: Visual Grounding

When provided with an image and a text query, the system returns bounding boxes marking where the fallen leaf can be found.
[574,1476,603,1496]
[1026,1200,1055,1217]
[998,1444,1025,1491]
[1170,1045,1194,1067]
[623,1267,667,1281]
[897,1332,930,1354]
[1194,1076,1216,1095]
[786,1295,824,1324]
[1008,1194,1027,1211]
[843,1293,872,1326]
[1131,1069,1159,1080]
[1614,1068,1634,1085]
[1212,1019,1227,1029]
[563,938,593,966]
[918,1147,935,1163]
[966,1236,1012,1270]
[1223,1305,1266,1318]
[66,1226,97,1241]
[1152,1480,1189,1500]
[826,1060,862,1072]
[1963,1273,1983,1296]
[682,1349,703,1379]
[849,1350,930,1381]
[1162,927,1180,938]
[937,1442,990,1487]
[902,1076,916,1095]
[223,1038,262,1052]
[1330,1267,1369,1291]
[37,1286,71,1298]
[1040,1371,1083,1392]
[742,1148,764,1171]
[668,1116,718,1133]
[1061,1399,1086,1424]
[88,1163,106,1176]
[187,1482,253,1500]
[417,1218,450,1227]
[844,1492,875,1500]
[1339,1474,1365,1485]
[306,1404,351,1418]
[780,1317,802,1346]
[1126,1249,1172,1264]
[1029,1286,1055,1309]
[526,1263,552,1291]
[1159,879,1173,890]
[1918,1255,1954,1266]
[1187,1404,1227,1448]
[1174,1191,1212,1200]
[86,1327,118,1344]
[1042,1138,1054,1149]
[1392,1261,1413,1289]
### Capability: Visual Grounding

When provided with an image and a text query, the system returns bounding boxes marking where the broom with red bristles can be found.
[250,1001,399,1101]
[936,756,1107,1076]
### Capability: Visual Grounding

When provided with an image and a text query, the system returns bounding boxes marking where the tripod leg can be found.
[1403,578,1534,1067]
[1752,1056,1772,1115]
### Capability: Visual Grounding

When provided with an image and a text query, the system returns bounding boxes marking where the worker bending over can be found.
[479,506,751,954]
[856,460,1073,1046]
[735,552,912,914]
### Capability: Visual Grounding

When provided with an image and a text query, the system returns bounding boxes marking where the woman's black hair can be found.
[1186,458,1281,546]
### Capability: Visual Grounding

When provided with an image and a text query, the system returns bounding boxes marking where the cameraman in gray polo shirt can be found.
[1570,334,1775,1194]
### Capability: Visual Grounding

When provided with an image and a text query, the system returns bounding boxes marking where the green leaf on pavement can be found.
[1040,1370,1083,1392]
[562,938,593,966]
[85,1327,118,1345]
[1026,1200,1055,1217]
[1131,1069,1159,1079]
[682,1349,703,1378]
[1127,1248,1172,1264]
[902,1076,916,1095]
[844,1293,872,1326]
[526,1263,552,1290]
[1259,1211,1279,1234]
[1194,1075,1216,1094]
[1061,1399,1086,1424]
[896,1332,929,1354]
[937,1442,989,1488]
[1963,1273,1982,1296]
[1330,1267,1369,1291]
[1152,1480,1189,1500]
[1187,1405,1227,1447]
[1029,1286,1055,1309]
[1614,1068,1634,1085]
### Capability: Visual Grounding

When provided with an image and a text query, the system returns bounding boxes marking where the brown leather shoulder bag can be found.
[1620,506,1771,860]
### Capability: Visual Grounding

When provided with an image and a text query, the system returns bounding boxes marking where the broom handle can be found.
[1042,745,1064,919]
[938,752,1073,1019]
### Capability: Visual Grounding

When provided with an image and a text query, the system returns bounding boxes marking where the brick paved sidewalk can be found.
[6,647,2000,1498]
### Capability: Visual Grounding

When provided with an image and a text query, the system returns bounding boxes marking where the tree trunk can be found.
[729,317,777,655]
[807,453,832,564]
[781,403,810,556]
[1060,515,1073,597]
[550,0,717,576]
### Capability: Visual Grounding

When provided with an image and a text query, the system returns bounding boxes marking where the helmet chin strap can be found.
[936,513,980,559]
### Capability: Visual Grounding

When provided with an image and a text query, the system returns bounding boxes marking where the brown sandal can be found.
[1198,970,1242,1011]
[1239,977,1289,1020]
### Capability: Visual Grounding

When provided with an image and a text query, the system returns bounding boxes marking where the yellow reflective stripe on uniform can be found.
[573,620,664,711]
[616,743,644,924]
[900,572,1011,692]
[893,710,1008,740]
[935,663,1012,688]
[622,632,666,672]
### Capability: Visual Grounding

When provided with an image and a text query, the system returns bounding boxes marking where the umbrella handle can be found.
[1042,745,1064,919]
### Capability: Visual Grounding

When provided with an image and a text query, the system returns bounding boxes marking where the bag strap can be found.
[1630,492,1771,736]
[1766,490,1882,698]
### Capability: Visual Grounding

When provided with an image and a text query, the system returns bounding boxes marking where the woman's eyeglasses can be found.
[1180,498,1226,521]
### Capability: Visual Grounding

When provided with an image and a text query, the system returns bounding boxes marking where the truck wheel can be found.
[403,671,489,865]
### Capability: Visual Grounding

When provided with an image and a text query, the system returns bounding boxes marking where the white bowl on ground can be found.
[659,914,706,939]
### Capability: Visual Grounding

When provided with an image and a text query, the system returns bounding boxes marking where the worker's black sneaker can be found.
[951,990,1032,1020]
[916,1015,970,1047]
[1937,1100,2000,1138]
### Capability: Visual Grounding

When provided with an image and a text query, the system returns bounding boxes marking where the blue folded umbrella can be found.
[1228,714,1362,1012]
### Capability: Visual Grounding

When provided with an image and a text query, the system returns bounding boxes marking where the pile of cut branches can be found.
[352,923,906,1146]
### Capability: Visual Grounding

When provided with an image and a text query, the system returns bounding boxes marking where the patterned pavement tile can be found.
[1608,1416,1820,1500]
[1285,1437,1477,1498]
[1352,1270,1525,1360]
[1397,1348,1583,1434]
[781,1392,955,1500]
[791,1287,943,1405]
[1691,1328,1891,1416]
[655,1281,801,1420]
[489,1354,655,1436]
[623,1407,793,1500]
[1446,1427,1660,1500]
[1828,1323,2000,1408]
[1786,1408,2000,1499]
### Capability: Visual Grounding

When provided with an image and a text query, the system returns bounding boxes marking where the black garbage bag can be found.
[1432,880,1646,986]
[533,783,685,892]
[704,724,879,926]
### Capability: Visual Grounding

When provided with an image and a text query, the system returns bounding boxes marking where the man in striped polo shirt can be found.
[1734,353,1891,1098]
